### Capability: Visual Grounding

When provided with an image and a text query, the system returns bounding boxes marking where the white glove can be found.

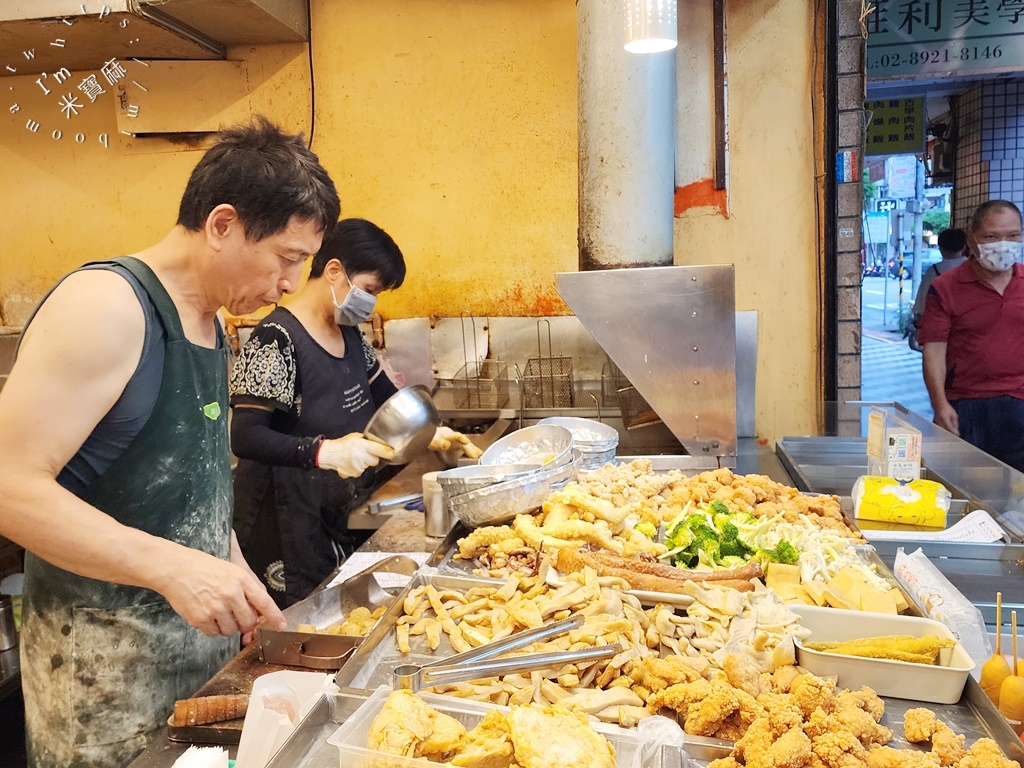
[429,426,483,459]
[317,433,395,478]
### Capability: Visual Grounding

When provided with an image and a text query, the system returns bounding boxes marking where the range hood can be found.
[0,0,307,76]
[556,265,738,463]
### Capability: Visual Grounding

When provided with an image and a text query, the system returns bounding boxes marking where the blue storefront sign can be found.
[867,1,1024,79]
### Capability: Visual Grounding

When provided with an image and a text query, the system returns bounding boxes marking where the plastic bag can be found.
[852,476,951,528]
[893,547,992,675]
[631,715,689,768]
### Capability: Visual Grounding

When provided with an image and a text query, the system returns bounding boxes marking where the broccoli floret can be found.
[708,499,730,517]
[730,513,778,551]
[769,540,800,565]
[753,540,801,567]
[664,520,693,552]
[634,520,658,540]
[719,555,748,569]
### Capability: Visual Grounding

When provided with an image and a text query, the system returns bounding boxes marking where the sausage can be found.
[556,548,759,593]
[172,693,250,726]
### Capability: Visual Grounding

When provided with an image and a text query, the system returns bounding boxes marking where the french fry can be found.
[396,622,411,654]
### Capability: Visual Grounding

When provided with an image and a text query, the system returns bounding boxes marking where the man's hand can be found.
[933,403,960,436]
[317,433,395,477]
[155,546,286,638]
[429,426,482,459]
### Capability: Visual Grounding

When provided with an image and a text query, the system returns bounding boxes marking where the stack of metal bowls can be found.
[537,417,618,471]
[442,425,577,528]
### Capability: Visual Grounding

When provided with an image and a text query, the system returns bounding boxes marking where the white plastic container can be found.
[793,605,975,704]
[327,686,648,768]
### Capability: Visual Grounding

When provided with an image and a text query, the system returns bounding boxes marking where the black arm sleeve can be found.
[231,406,323,470]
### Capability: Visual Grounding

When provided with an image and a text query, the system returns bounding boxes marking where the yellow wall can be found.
[675,0,820,437]
[0,2,578,326]
[311,0,578,319]
[1,0,820,437]
[0,43,313,326]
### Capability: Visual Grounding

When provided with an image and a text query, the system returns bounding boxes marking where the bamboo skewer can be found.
[981,592,1012,704]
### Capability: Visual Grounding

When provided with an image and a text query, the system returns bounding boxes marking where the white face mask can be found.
[976,240,1023,272]
[330,273,377,326]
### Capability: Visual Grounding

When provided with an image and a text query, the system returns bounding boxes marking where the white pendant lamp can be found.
[624,0,678,54]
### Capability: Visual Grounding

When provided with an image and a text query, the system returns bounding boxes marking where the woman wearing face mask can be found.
[919,199,1024,472]
[229,219,474,607]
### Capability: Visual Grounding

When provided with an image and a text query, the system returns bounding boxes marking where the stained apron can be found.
[20,257,235,768]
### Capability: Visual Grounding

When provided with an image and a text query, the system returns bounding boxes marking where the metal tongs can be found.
[393,613,622,691]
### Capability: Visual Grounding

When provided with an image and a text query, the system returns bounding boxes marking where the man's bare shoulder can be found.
[19,268,146,384]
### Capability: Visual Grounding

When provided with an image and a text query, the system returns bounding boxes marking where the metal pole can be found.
[911,157,925,307]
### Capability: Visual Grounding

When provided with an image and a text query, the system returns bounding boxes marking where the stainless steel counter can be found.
[774,403,1024,628]
[126,510,450,768]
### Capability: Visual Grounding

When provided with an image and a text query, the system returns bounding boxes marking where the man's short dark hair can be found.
[309,219,406,290]
[937,227,967,255]
[970,199,1023,233]
[176,116,340,242]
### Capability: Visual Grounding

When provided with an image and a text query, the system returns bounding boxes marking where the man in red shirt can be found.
[918,199,1024,471]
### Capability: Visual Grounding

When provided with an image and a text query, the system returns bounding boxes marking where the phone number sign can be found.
[866,1,1024,78]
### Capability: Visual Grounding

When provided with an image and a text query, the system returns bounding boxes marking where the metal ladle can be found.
[393,612,622,692]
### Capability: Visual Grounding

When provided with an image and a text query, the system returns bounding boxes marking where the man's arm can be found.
[922,341,958,435]
[0,270,284,636]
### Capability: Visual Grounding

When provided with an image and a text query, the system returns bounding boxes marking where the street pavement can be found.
[860,333,933,420]
[860,274,933,420]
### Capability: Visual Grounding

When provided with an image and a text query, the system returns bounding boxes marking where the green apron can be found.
[20,258,235,768]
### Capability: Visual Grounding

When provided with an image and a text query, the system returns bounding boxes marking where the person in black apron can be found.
[230,219,477,608]
[0,118,340,767]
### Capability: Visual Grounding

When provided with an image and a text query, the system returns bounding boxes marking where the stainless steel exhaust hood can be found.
[556,265,737,462]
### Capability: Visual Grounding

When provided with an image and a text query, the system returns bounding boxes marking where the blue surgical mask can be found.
[976,240,1023,272]
[331,273,377,326]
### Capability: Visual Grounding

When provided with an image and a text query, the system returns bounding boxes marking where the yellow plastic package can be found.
[852,475,951,528]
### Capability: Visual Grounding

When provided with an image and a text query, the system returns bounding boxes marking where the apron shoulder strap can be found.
[110,257,186,343]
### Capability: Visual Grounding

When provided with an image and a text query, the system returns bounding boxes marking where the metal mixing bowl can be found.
[478,424,574,467]
[436,463,541,495]
[363,385,441,465]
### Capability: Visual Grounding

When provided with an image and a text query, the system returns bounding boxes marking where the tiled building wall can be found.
[953,80,1024,226]
[836,0,867,411]
[953,85,986,227]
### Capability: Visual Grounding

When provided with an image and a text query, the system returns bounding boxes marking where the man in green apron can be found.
[0,117,340,767]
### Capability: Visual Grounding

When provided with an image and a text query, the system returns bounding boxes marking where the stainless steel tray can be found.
[258,554,419,669]
[265,683,1024,767]
[269,570,1024,768]
[266,688,695,767]
[332,572,499,691]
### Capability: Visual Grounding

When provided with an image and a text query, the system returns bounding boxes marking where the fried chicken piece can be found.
[631,655,704,692]
[451,710,514,768]
[506,705,615,768]
[646,678,712,718]
[723,651,764,697]
[835,686,886,722]
[707,758,743,768]
[903,708,939,743]
[866,746,941,768]
[367,689,467,759]
[832,703,893,748]
[733,715,776,764]
[790,673,837,718]
[727,686,766,738]
[809,726,867,768]
[760,727,814,768]
[957,737,1021,768]
[684,679,740,737]
[757,692,806,734]
[927,723,965,766]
